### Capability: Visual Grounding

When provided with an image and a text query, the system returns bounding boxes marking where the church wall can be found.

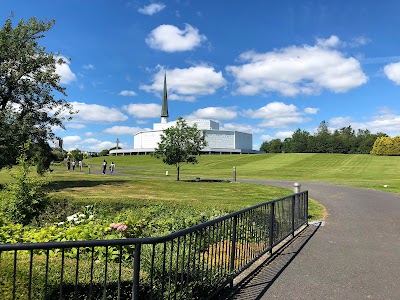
[234,132,253,150]
[134,131,162,149]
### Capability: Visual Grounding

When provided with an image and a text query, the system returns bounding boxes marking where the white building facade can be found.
[110,75,259,155]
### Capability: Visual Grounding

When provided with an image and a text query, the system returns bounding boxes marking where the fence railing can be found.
[0,191,308,300]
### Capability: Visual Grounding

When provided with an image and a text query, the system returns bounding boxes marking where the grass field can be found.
[4,152,397,227]
[81,153,400,192]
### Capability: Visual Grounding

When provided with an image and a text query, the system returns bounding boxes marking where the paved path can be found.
[225,180,400,300]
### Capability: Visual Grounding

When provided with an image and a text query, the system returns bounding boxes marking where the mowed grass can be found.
[82,153,400,192]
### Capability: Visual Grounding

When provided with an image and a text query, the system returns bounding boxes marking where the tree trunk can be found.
[177,165,180,181]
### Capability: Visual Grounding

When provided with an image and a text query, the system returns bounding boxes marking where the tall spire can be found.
[161,72,168,123]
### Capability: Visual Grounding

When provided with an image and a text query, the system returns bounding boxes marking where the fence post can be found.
[229,216,237,288]
[269,202,275,255]
[132,243,142,300]
[233,166,236,182]
[291,195,295,237]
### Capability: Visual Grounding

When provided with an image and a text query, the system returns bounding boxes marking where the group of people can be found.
[66,156,83,172]
[66,156,115,175]
[102,160,115,175]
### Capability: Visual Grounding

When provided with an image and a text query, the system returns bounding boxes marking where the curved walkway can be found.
[230,180,400,300]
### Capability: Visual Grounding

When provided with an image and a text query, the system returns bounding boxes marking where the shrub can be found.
[1,142,49,225]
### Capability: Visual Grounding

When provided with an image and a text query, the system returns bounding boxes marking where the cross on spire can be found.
[161,72,169,122]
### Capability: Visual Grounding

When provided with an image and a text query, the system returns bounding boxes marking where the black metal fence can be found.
[0,191,308,300]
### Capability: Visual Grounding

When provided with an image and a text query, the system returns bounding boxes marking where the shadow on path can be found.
[216,223,321,300]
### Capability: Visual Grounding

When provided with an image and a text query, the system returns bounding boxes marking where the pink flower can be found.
[117,224,128,231]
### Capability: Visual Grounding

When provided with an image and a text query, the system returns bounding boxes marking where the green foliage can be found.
[99,149,109,156]
[1,142,49,225]
[0,15,75,170]
[154,117,208,180]
[260,121,384,154]
[70,148,84,161]
[371,135,400,156]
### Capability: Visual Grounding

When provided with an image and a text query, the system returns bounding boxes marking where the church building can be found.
[110,74,257,156]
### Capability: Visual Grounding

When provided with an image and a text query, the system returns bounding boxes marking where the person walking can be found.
[78,160,83,172]
[110,162,115,175]
[66,156,71,171]
[72,160,76,171]
[102,159,107,175]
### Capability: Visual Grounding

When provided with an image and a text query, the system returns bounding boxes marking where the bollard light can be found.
[233,166,236,182]
[293,182,301,193]
[88,164,91,174]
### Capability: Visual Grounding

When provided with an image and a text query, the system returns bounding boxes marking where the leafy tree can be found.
[70,148,83,161]
[153,117,208,181]
[1,141,49,225]
[99,149,109,156]
[0,15,74,170]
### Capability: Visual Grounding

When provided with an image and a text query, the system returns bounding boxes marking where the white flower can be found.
[79,214,86,218]
[58,222,65,225]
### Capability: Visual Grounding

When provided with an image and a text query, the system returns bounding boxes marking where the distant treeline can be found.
[260,121,387,154]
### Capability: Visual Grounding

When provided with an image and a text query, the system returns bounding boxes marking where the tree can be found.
[0,15,74,170]
[153,117,208,181]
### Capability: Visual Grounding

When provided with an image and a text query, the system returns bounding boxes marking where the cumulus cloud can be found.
[56,56,77,84]
[140,66,226,101]
[119,90,137,96]
[123,103,161,118]
[304,107,319,114]
[145,24,206,52]
[85,138,100,144]
[138,3,166,15]
[103,126,146,135]
[220,123,263,134]
[242,102,309,128]
[66,123,85,129]
[70,102,128,123]
[187,107,237,121]
[330,116,354,128]
[63,135,82,144]
[275,131,294,139]
[384,62,400,85]
[226,36,367,97]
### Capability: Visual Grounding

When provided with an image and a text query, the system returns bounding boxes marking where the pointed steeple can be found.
[161,72,168,123]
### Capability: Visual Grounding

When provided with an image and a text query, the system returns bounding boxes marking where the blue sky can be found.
[3,0,400,151]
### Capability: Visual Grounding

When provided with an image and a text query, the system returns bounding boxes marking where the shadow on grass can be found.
[46,179,127,191]
[216,223,321,300]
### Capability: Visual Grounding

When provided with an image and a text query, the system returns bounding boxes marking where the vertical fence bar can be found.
[292,195,295,237]
[229,216,237,288]
[132,243,142,300]
[269,202,275,255]
[28,250,33,300]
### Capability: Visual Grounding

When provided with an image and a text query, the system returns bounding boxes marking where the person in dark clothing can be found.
[102,159,107,175]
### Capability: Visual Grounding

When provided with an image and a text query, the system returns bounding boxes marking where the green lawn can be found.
[82,153,400,192]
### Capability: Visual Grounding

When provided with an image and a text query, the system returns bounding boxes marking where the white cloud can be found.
[66,123,85,129]
[242,102,309,128]
[145,24,207,52]
[70,102,128,123]
[140,66,226,101]
[330,116,354,128]
[317,35,340,48]
[83,64,95,70]
[226,36,367,97]
[138,3,166,15]
[304,107,319,114]
[123,103,161,118]
[56,56,77,84]
[103,126,145,135]
[275,131,294,139]
[187,107,237,120]
[85,132,94,137]
[63,135,82,144]
[220,123,263,134]
[84,138,100,144]
[87,141,116,151]
[260,135,274,141]
[384,62,400,85]
[119,90,137,96]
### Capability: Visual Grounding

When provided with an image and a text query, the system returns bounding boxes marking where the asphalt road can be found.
[227,180,400,300]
